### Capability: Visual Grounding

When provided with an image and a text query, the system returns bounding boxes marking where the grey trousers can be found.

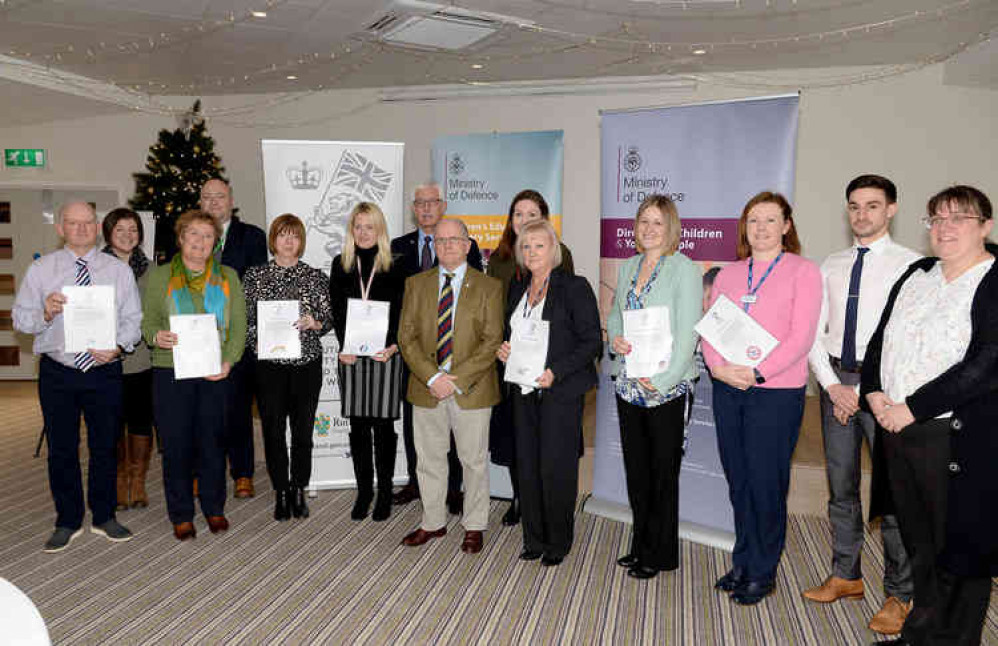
[819,365,913,600]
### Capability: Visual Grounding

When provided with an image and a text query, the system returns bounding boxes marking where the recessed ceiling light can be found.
[251,10,267,18]
[692,48,707,55]
[471,63,484,69]
[286,74,298,80]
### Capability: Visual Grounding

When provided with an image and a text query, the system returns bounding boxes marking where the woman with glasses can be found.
[862,186,998,646]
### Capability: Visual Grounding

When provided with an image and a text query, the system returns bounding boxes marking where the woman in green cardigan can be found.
[606,194,701,579]
[142,209,246,541]
[487,189,574,526]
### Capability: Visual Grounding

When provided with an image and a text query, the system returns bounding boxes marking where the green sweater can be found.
[141,262,247,369]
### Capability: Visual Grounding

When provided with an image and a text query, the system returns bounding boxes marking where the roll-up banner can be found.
[589,96,800,550]
[261,140,405,490]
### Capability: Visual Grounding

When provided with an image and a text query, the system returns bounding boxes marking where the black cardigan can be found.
[860,245,998,576]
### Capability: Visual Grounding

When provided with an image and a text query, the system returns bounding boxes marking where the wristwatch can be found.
[753,368,766,385]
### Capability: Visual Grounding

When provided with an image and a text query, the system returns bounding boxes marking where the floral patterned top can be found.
[243,260,334,366]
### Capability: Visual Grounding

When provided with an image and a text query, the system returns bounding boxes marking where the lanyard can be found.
[356,257,376,301]
[522,274,550,318]
[743,252,783,312]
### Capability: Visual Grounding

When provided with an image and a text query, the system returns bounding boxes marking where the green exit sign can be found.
[5,148,47,168]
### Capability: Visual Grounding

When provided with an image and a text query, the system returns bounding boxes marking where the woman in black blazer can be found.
[496,220,601,566]
[861,185,998,646]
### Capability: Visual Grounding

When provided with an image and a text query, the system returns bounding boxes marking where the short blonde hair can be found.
[634,194,681,255]
[341,202,393,272]
[268,213,306,258]
[514,220,563,268]
[175,210,221,245]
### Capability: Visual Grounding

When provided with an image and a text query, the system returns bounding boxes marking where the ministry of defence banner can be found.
[261,140,405,489]
[431,130,563,255]
[588,96,799,549]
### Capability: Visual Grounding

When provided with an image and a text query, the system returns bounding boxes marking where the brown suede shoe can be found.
[206,515,229,534]
[401,527,446,546]
[868,596,912,634]
[173,522,196,541]
[234,477,254,498]
[802,576,864,603]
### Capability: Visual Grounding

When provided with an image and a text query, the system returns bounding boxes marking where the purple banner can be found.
[600,218,739,261]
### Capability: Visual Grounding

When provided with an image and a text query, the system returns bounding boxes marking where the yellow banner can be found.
[447,214,563,253]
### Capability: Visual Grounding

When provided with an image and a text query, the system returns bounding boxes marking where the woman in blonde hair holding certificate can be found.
[702,191,822,605]
[606,194,702,580]
[329,202,405,522]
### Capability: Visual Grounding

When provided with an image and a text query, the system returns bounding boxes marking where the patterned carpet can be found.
[0,381,995,645]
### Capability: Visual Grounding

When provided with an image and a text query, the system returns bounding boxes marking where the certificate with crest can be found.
[622,306,672,378]
[343,298,389,356]
[258,300,302,360]
[505,319,550,388]
[695,294,778,368]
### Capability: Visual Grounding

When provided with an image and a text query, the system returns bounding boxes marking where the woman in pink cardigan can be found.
[702,191,822,605]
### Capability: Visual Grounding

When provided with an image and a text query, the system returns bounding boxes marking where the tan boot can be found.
[868,596,911,634]
[128,435,152,508]
[115,436,129,510]
[801,576,864,603]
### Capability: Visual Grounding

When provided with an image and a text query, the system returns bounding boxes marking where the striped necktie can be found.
[73,258,97,373]
[436,273,454,367]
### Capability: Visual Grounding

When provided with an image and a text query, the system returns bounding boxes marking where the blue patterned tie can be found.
[840,247,869,370]
[73,258,97,373]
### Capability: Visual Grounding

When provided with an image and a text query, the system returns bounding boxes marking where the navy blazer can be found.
[504,269,601,399]
[390,229,484,280]
[221,216,268,279]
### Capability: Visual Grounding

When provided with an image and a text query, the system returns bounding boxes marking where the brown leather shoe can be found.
[392,483,419,506]
[173,522,196,541]
[461,530,483,554]
[206,515,229,534]
[802,576,864,603]
[401,526,446,546]
[234,477,254,498]
[868,596,912,634]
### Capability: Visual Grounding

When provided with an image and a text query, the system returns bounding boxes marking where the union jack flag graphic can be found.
[330,150,393,202]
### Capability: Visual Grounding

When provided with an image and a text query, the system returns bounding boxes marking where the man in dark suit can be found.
[398,218,502,554]
[200,178,268,498]
[390,183,483,511]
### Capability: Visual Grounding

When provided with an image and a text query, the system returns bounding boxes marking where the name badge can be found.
[740,294,757,304]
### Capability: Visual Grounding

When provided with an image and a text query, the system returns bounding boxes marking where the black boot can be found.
[372,423,398,522]
[349,423,374,520]
[274,487,291,521]
[291,486,310,519]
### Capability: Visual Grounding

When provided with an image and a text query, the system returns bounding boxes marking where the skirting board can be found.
[582,496,735,553]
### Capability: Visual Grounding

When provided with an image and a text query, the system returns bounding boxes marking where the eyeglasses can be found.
[413,199,442,208]
[433,236,469,247]
[922,213,985,229]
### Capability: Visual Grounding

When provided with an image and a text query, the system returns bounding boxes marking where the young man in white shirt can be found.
[804,175,921,635]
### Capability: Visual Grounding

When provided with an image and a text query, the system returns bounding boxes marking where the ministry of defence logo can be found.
[624,146,642,173]
[448,152,466,176]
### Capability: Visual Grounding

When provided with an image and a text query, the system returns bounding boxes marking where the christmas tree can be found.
[129,100,227,263]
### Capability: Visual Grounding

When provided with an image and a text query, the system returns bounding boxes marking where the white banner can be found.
[261,140,405,490]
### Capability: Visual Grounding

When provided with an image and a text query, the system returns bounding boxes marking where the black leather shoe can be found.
[292,487,310,519]
[372,492,391,522]
[627,565,659,580]
[519,549,543,561]
[731,580,775,605]
[616,554,640,568]
[274,488,291,521]
[541,554,564,567]
[715,567,747,592]
[350,490,372,520]
[502,499,520,526]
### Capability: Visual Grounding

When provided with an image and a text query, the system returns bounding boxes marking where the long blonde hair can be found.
[341,202,393,272]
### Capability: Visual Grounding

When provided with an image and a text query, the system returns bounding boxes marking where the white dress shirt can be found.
[808,234,921,389]
[13,246,143,368]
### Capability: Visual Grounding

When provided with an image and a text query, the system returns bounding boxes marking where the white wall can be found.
[1,64,996,287]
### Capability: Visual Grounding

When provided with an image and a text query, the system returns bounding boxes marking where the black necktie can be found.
[840,247,869,370]
[420,238,433,271]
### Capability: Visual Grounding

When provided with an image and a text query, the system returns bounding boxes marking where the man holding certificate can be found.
[398,218,502,555]
[14,201,142,552]
[496,220,601,567]
[701,192,822,605]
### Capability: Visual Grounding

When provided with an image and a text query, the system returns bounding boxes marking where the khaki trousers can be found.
[413,397,490,531]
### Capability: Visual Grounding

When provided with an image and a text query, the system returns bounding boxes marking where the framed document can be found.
[343,298,389,356]
[505,319,550,388]
[62,285,116,352]
[695,294,778,368]
[622,306,672,378]
[257,300,302,360]
[170,314,222,380]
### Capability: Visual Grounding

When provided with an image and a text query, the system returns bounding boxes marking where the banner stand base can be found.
[583,496,735,553]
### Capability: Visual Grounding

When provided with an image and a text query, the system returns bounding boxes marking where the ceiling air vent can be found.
[366,1,522,50]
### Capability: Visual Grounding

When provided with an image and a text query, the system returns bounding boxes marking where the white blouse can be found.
[510,289,546,395]
[881,257,994,415]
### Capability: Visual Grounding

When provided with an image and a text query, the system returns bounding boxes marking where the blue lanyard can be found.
[743,252,783,312]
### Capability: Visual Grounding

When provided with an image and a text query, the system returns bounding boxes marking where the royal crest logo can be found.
[624,146,642,173]
[448,153,466,176]
[287,161,322,190]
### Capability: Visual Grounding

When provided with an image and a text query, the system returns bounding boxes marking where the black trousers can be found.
[616,394,686,571]
[400,365,462,493]
[39,356,122,529]
[254,359,322,490]
[513,389,583,559]
[926,570,992,646]
[348,417,398,495]
[223,354,256,480]
[882,419,951,644]
[121,369,153,437]
[153,368,227,523]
